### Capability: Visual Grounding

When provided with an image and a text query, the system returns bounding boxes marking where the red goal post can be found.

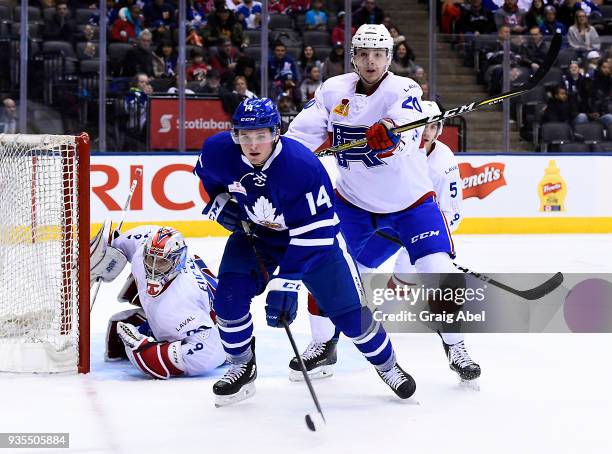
[0,133,90,373]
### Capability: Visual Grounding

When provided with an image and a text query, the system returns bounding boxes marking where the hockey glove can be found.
[202,193,243,232]
[365,119,401,156]
[265,278,301,327]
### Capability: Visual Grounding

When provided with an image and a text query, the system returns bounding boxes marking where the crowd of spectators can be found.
[0,0,427,147]
[443,0,612,149]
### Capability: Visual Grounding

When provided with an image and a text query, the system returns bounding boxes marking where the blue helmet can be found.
[232,98,281,131]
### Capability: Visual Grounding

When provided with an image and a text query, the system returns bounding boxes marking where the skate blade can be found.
[289,365,334,382]
[459,378,480,391]
[214,382,256,407]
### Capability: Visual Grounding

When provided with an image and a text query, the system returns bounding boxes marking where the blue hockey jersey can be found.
[193,132,340,279]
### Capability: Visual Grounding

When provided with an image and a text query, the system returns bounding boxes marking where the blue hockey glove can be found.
[202,193,243,232]
[265,278,301,327]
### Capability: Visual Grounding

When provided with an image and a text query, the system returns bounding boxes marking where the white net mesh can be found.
[0,134,85,373]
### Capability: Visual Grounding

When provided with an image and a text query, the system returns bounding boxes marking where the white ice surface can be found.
[1,234,612,454]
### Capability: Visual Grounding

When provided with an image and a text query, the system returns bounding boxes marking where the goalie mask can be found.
[143,227,187,297]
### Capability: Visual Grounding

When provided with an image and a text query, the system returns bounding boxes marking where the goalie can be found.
[90,222,226,379]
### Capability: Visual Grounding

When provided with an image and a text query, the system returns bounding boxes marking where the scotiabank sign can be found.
[148,97,232,150]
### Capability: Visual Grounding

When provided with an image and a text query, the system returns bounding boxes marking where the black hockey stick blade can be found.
[316,33,562,157]
[454,265,565,300]
[374,230,564,301]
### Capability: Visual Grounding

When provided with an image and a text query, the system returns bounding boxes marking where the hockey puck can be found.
[564,278,612,332]
[305,413,325,431]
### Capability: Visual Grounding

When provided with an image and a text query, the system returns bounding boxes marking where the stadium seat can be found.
[269,14,292,29]
[303,31,331,47]
[42,7,55,22]
[75,8,95,25]
[13,6,41,22]
[11,22,41,39]
[607,124,612,140]
[79,59,99,73]
[108,42,133,64]
[591,142,612,152]
[573,122,605,143]
[245,30,261,46]
[558,142,590,153]
[599,5,612,18]
[313,45,332,62]
[0,4,10,20]
[540,67,562,88]
[242,46,261,61]
[540,122,572,152]
[555,48,578,69]
[42,40,76,58]
[294,13,306,32]
[285,46,301,60]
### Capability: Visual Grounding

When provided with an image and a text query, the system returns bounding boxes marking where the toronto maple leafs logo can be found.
[245,196,287,230]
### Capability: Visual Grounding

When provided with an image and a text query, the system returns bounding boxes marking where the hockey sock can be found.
[331,307,394,369]
[217,313,254,363]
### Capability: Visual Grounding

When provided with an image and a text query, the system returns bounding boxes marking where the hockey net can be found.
[0,134,90,373]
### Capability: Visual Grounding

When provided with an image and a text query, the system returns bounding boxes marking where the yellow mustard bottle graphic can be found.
[538,160,566,212]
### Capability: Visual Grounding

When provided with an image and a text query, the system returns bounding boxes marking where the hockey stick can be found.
[90,168,143,309]
[240,221,325,431]
[315,33,562,157]
[282,316,326,432]
[374,230,564,300]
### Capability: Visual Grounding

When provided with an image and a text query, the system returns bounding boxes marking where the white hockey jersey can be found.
[427,140,463,232]
[112,226,225,375]
[285,72,434,213]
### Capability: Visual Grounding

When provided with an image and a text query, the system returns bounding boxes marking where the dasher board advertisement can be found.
[90,154,612,235]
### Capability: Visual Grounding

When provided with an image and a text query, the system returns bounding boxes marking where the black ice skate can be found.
[376,363,417,399]
[442,339,481,382]
[213,338,257,407]
[289,338,338,382]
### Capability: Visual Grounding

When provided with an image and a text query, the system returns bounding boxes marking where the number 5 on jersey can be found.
[305,186,332,215]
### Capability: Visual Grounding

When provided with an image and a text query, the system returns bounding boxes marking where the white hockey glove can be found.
[90,219,127,287]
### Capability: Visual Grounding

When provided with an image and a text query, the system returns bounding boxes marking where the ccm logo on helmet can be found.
[411,230,440,244]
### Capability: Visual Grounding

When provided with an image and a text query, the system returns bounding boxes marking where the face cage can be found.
[143,247,186,286]
[230,126,280,145]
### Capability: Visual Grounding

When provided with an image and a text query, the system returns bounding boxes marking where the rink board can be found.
[89,153,612,235]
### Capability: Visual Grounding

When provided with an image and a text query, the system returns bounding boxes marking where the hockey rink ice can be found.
[2,234,612,454]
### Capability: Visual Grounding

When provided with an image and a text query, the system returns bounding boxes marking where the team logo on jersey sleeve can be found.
[332,123,386,169]
[332,99,350,117]
[245,196,287,230]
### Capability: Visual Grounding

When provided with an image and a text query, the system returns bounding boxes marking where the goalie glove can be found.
[90,219,127,287]
[365,118,401,157]
[117,322,185,379]
[202,193,244,232]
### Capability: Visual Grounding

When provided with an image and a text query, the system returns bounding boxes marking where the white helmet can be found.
[351,24,394,75]
[143,227,187,297]
[421,100,444,139]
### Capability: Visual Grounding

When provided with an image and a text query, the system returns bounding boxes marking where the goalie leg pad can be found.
[118,321,185,379]
[105,308,146,361]
[126,339,185,379]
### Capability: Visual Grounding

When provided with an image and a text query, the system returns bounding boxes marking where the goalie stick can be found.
[315,33,562,157]
[90,168,143,309]
[374,230,564,301]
